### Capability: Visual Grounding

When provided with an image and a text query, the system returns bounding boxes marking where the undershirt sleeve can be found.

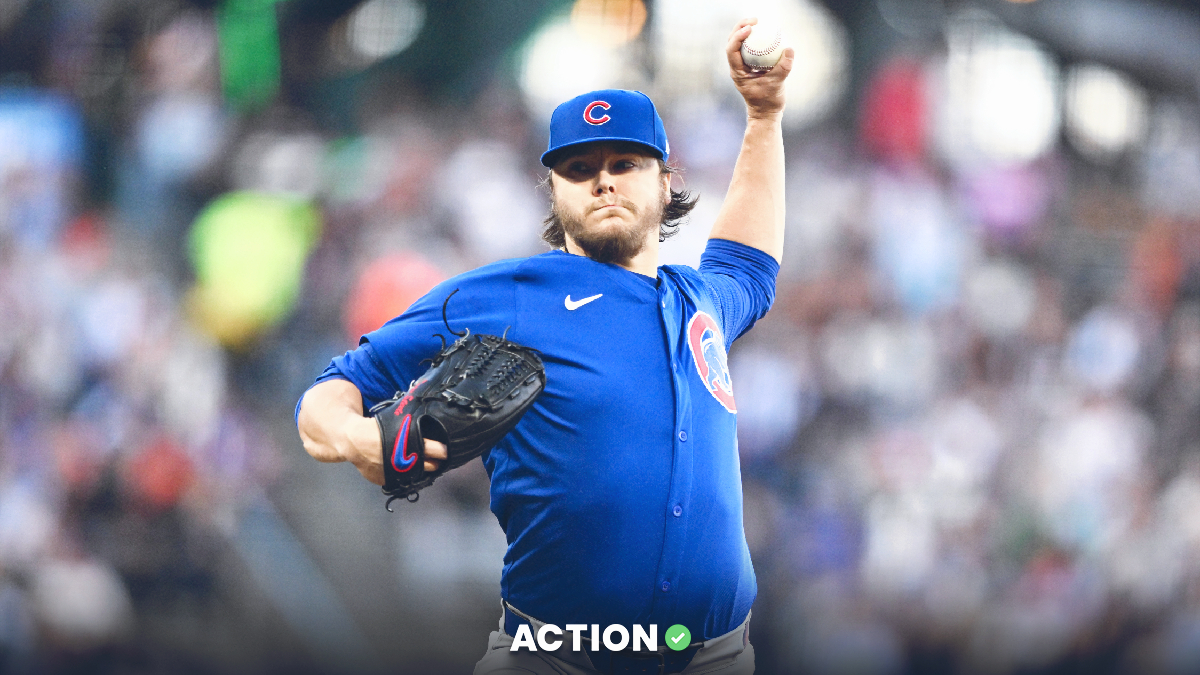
[294,265,518,426]
[697,238,781,348]
[294,318,449,427]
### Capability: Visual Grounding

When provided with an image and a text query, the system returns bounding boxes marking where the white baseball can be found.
[739,22,784,72]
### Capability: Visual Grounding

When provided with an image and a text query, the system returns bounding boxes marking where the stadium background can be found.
[1,0,1199,673]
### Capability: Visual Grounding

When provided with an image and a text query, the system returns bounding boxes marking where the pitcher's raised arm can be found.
[707,18,794,263]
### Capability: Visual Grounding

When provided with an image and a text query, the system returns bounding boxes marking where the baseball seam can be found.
[742,32,781,57]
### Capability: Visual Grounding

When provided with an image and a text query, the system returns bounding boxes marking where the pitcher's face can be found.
[548,142,670,266]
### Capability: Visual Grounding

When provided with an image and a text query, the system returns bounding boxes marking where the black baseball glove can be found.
[369,290,545,510]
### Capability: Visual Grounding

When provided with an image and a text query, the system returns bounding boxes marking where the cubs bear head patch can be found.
[687,312,736,413]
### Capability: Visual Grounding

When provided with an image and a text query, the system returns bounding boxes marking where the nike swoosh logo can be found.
[392,415,417,472]
[564,293,603,310]
[670,634,684,644]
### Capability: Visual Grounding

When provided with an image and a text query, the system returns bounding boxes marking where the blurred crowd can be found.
[0,0,1199,674]
[739,115,1200,674]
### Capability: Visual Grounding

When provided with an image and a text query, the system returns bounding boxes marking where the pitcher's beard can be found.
[555,194,664,266]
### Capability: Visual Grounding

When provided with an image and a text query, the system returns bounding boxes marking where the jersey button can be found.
[661,581,671,593]
[678,430,688,442]
[672,504,683,517]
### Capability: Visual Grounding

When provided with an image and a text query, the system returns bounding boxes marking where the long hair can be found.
[540,161,699,249]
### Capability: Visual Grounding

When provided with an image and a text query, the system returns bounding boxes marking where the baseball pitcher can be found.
[297,19,793,675]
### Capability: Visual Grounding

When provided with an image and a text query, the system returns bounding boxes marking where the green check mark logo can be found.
[665,624,691,651]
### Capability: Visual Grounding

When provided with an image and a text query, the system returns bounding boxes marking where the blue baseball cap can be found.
[540,89,670,168]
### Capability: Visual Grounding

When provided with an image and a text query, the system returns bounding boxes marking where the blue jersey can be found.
[299,238,779,640]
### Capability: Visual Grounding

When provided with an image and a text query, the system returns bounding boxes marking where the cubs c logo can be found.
[687,312,736,413]
[583,100,611,125]
[391,412,418,472]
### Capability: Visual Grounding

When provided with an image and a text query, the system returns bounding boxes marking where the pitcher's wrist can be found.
[746,109,784,125]
[343,415,382,464]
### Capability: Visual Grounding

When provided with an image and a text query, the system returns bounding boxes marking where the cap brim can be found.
[540,138,666,168]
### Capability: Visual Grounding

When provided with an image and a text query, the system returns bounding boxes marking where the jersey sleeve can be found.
[697,238,780,347]
[295,262,520,425]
